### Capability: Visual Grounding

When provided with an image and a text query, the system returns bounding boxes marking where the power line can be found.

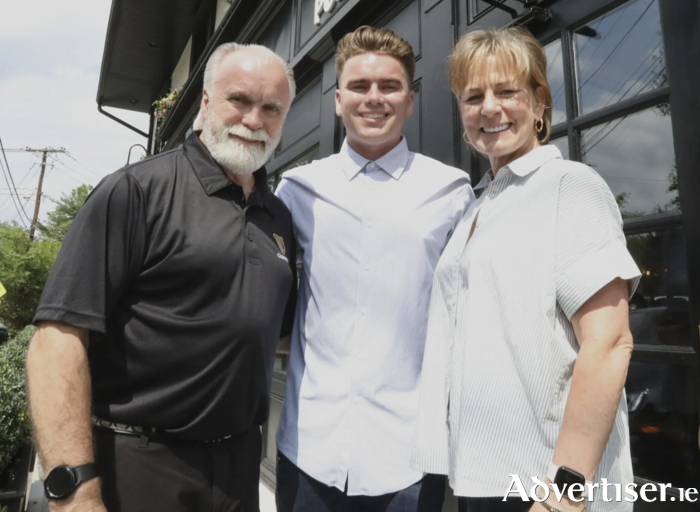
[47,154,97,185]
[1,144,68,239]
[0,137,29,227]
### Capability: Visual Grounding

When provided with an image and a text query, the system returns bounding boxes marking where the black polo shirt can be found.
[35,132,296,441]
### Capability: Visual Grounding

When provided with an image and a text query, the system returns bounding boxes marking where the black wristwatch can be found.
[547,463,589,499]
[44,463,99,500]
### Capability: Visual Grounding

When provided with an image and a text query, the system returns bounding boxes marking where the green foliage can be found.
[0,326,34,473]
[38,184,93,242]
[0,223,60,333]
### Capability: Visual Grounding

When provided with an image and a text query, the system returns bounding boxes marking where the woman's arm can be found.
[532,277,633,511]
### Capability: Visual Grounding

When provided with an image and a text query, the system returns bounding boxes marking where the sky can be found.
[0,0,150,226]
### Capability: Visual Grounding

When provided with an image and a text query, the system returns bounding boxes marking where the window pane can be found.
[549,137,569,160]
[574,0,666,115]
[544,39,567,126]
[581,105,676,219]
[627,227,691,347]
[626,362,699,488]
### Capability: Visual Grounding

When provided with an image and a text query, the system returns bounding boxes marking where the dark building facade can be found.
[98,0,700,509]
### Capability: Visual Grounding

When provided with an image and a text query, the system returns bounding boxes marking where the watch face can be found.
[45,465,77,499]
[555,466,586,498]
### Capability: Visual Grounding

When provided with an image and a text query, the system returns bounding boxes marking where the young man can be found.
[275,26,475,512]
[26,43,296,512]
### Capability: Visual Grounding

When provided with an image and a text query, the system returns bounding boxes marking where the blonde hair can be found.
[335,26,415,85]
[449,27,552,143]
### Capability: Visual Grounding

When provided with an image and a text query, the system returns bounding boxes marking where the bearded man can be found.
[26,43,297,512]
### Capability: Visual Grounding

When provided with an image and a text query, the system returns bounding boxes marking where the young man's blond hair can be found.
[335,25,415,84]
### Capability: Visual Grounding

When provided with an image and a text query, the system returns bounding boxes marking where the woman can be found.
[413,28,640,512]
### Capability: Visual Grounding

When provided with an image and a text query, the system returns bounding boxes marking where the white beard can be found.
[202,110,281,176]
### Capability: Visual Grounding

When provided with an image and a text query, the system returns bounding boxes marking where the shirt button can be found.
[361,308,367,315]
[368,162,375,169]
[354,397,360,404]
[492,185,499,192]
[248,233,253,241]
[364,264,370,271]
[367,221,373,227]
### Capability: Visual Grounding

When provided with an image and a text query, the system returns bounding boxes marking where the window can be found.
[543,0,698,487]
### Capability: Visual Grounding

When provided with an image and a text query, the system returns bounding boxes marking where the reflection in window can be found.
[626,362,699,488]
[581,106,676,218]
[544,40,566,126]
[627,227,690,347]
[574,0,666,115]
[549,136,569,160]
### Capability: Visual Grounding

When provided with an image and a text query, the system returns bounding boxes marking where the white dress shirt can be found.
[276,137,474,496]
[412,145,640,511]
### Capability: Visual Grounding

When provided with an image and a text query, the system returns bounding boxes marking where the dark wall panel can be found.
[419,0,458,167]
[403,80,422,153]
[256,1,294,62]
[278,79,323,153]
[383,0,421,58]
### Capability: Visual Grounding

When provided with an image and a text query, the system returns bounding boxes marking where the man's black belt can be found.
[91,415,234,443]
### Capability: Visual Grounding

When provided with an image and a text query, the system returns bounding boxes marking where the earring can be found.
[535,119,544,133]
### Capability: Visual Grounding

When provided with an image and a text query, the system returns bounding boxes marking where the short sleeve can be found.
[33,171,146,332]
[280,228,297,338]
[555,168,641,320]
[275,172,298,338]
[275,173,293,214]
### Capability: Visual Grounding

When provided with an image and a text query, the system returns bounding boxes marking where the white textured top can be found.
[412,145,641,511]
[276,138,474,496]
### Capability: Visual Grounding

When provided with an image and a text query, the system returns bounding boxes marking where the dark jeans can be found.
[93,425,262,512]
[463,497,531,512]
[276,451,446,512]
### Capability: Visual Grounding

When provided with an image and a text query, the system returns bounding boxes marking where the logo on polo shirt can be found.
[273,234,286,256]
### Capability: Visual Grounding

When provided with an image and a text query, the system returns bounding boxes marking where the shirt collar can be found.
[183,131,269,201]
[339,137,411,181]
[473,144,562,191]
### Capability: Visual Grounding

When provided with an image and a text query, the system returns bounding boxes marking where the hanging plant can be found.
[153,89,179,136]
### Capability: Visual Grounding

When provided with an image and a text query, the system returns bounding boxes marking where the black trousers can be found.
[93,425,262,512]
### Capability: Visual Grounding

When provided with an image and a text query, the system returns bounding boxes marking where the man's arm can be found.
[26,321,106,512]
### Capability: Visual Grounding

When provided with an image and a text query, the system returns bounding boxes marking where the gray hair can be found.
[204,42,295,101]
[194,43,296,132]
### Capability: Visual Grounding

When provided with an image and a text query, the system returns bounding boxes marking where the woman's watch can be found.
[44,463,98,500]
[547,462,590,499]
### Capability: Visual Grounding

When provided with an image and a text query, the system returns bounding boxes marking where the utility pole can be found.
[17,147,66,241]
[29,151,48,240]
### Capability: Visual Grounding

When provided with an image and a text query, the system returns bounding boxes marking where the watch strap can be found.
[73,462,99,485]
[546,462,590,498]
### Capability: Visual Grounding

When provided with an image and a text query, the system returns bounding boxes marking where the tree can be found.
[0,223,60,334]
[0,326,34,472]
[38,184,93,242]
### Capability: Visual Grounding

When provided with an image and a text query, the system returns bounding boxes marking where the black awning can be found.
[96,0,204,113]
